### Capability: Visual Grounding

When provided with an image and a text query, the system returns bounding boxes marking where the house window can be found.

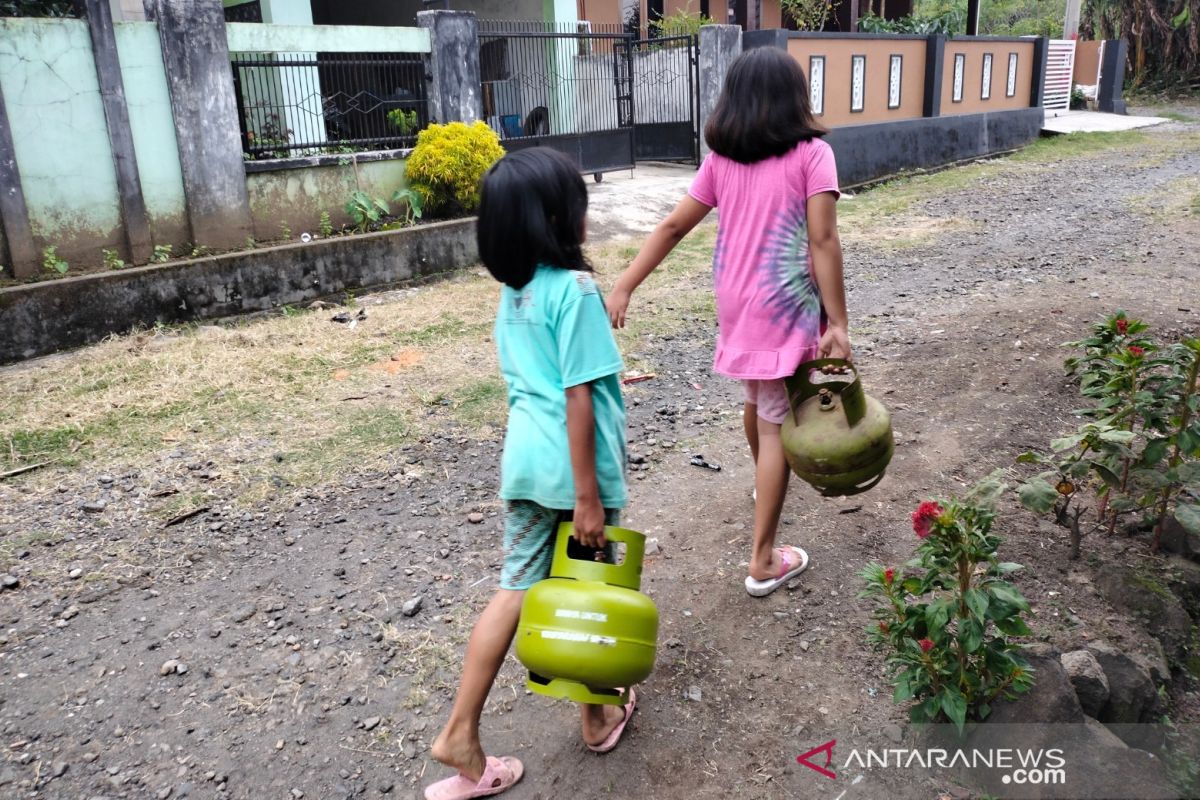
[224,1,262,23]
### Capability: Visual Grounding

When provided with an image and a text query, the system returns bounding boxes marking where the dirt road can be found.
[2,109,1199,800]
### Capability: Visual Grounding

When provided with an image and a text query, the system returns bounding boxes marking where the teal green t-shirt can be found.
[495,266,627,510]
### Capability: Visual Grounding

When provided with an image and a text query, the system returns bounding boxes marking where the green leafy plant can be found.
[651,2,715,36]
[101,248,126,270]
[319,210,333,238]
[782,0,839,31]
[151,244,172,264]
[387,108,420,136]
[391,187,424,227]
[42,246,68,275]
[344,191,389,233]
[405,121,504,217]
[858,7,964,33]
[1017,312,1200,555]
[861,474,1035,732]
[279,222,291,240]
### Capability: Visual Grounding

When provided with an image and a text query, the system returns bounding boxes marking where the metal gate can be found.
[624,34,700,164]
[478,22,699,177]
[479,21,635,177]
[1044,39,1078,111]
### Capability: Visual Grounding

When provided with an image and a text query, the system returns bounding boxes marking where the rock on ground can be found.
[1060,649,1109,718]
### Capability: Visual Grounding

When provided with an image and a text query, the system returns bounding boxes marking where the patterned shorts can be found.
[500,500,621,590]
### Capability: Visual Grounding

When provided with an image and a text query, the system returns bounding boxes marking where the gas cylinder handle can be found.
[784,358,868,428]
[551,523,645,590]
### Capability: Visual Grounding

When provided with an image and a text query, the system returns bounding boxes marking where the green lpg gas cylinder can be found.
[781,358,894,497]
[515,524,659,705]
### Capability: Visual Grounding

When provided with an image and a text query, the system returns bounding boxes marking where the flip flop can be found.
[744,545,810,597]
[424,756,524,800]
[586,688,637,754]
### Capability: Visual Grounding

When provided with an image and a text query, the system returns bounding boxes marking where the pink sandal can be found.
[424,756,524,800]
[744,545,809,597]
[587,688,637,754]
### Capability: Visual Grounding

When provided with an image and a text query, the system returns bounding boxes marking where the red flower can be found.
[918,638,934,653]
[1128,345,1145,357]
[1115,318,1128,335]
[911,501,943,539]
[879,622,889,634]
[884,567,895,584]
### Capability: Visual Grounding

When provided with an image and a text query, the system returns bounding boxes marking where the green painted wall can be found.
[114,22,189,248]
[0,18,122,264]
[246,158,410,241]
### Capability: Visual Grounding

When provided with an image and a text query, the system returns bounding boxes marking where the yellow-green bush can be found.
[405,121,504,216]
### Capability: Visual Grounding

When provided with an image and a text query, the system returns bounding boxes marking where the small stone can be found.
[401,597,423,617]
[467,513,484,524]
[51,761,68,778]
[883,723,904,744]
[378,782,394,794]
[362,716,381,731]
[799,640,810,652]
[275,739,285,750]
[98,474,115,485]
[160,659,180,676]
[685,685,702,702]
[82,500,107,513]
[157,787,173,800]
[174,662,188,675]
[68,568,83,580]
[665,637,682,648]
[0,574,18,590]
[232,606,256,623]
[644,538,662,556]
[61,605,79,620]
[291,789,304,799]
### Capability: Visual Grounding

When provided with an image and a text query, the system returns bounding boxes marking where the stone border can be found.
[0,218,477,364]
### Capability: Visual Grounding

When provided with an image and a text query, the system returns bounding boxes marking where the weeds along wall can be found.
[0,14,432,280]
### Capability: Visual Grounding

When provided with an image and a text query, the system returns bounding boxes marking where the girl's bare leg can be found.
[430,589,525,782]
[744,401,760,463]
[748,418,791,581]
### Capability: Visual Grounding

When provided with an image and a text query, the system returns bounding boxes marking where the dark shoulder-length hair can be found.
[476,147,591,290]
[703,46,825,164]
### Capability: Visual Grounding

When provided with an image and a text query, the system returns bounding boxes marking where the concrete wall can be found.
[940,39,1035,115]
[0,19,125,265]
[1073,39,1103,86]
[0,217,477,364]
[786,35,927,127]
[244,155,410,240]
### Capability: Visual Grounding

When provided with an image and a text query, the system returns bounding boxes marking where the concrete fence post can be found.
[418,10,482,125]
[0,79,38,279]
[1097,38,1127,115]
[698,24,741,160]
[84,0,153,264]
[144,0,253,250]
[923,35,946,118]
[1030,36,1050,108]
[741,28,788,51]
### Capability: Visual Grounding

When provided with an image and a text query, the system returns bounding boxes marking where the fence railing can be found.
[230,51,428,159]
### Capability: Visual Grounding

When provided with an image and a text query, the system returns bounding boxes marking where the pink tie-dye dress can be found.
[688,138,841,380]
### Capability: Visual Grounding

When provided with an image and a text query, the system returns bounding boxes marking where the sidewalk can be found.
[1042,109,1168,134]
[586,162,696,241]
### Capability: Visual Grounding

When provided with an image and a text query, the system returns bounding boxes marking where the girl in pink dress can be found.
[607,45,852,597]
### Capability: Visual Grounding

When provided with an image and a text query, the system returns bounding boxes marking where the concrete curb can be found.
[0,217,477,364]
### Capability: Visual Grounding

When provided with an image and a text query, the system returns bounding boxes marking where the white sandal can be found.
[744,546,809,597]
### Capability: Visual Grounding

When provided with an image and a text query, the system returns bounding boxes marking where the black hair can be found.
[703,46,826,164]
[476,148,591,290]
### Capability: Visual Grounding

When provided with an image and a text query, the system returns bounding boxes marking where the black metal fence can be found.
[230,51,429,160]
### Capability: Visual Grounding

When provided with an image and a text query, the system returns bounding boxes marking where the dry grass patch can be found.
[0,231,716,502]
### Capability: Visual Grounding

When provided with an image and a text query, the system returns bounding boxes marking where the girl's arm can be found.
[607,195,712,328]
[807,191,852,360]
[565,382,607,548]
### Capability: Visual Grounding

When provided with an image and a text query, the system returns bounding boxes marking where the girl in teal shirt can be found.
[424,149,633,800]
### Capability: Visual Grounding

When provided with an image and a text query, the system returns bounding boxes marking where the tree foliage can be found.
[1081,0,1200,89]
